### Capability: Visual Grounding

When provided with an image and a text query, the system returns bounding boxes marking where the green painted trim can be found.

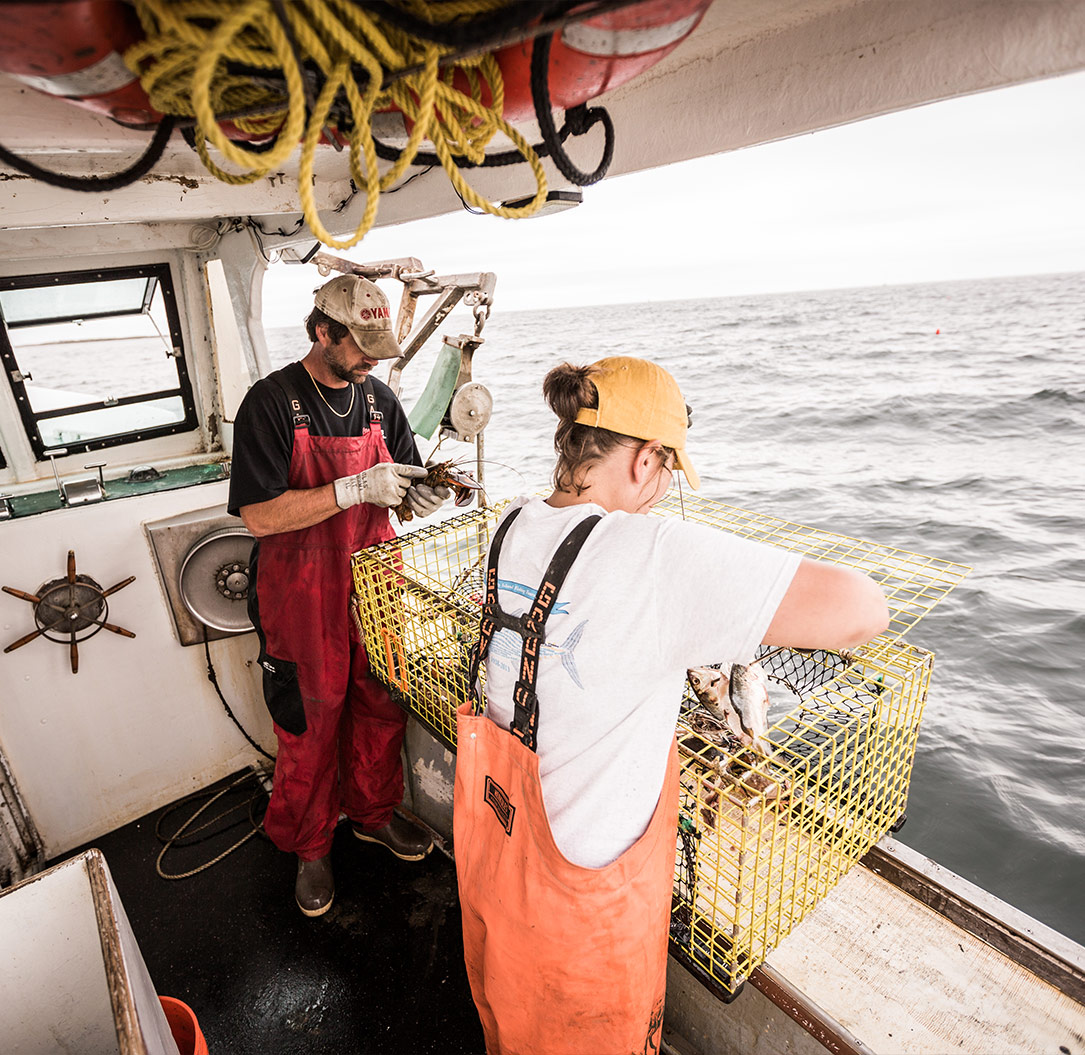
[4,462,229,518]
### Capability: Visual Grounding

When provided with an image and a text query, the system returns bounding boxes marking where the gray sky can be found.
[262,68,1085,323]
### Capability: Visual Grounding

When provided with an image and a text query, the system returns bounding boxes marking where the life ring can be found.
[0,1,158,129]
[374,0,714,143]
[0,0,273,142]
[493,0,714,123]
[0,0,713,146]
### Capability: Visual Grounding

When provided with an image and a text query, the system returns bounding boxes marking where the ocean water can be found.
[268,270,1085,944]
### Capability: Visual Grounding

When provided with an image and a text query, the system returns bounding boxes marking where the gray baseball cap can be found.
[313,275,401,360]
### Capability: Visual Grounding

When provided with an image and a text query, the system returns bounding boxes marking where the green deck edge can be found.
[5,461,229,517]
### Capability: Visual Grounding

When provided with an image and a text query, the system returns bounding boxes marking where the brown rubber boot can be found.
[352,814,433,861]
[295,854,334,916]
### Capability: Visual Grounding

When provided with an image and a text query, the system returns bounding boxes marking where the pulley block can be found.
[445,382,493,443]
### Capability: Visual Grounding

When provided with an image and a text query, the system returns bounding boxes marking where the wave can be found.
[1028,387,1085,404]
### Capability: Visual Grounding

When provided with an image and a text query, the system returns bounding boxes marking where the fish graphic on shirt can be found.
[489,621,588,689]
[497,578,570,614]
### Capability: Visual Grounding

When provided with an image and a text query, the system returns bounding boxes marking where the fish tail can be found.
[559,620,588,689]
[560,619,588,651]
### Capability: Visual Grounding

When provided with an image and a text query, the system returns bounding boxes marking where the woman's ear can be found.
[631,441,663,483]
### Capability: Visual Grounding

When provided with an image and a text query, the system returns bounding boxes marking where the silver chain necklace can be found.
[305,366,356,419]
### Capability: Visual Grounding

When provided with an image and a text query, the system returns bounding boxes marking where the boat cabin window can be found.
[0,265,197,460]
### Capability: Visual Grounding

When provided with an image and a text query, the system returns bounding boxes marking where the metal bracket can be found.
[42,450,107,506]
[304,251,497,397]
[44,448,68,501]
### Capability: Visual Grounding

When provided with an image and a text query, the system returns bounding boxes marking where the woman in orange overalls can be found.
[454,356,889,1054]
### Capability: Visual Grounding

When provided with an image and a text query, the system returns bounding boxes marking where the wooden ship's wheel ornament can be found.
[3,550,135,673]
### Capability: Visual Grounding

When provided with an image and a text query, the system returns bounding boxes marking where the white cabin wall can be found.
[0,479,270,858]
[0,233,271,858]
[176,251,221,454]
[214,232,273,381]
[205,259,255,437]
[0,345,35,482]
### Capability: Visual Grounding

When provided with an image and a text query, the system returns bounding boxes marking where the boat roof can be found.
[2,0,1084,241]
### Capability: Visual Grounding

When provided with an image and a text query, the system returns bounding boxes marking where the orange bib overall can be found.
[454,509,680,1054]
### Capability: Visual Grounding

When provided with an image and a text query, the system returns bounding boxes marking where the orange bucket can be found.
[158,995,209,1055]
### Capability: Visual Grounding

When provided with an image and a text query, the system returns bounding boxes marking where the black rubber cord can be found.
[0,116,176,192]
[530,30,614,186]
[203,626,276,763]
[371,113,581,170]
[371,31,615,183]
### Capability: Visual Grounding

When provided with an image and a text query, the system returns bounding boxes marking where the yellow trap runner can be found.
[351,498,968,994]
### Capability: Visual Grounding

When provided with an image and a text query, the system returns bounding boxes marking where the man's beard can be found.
[324,344,371,383]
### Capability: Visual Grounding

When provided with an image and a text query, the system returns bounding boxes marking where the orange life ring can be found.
[0,0,273,142]
[375,0,713,147]
[0,0,713,149]
[0,1,158,129]
[491,0,714,123]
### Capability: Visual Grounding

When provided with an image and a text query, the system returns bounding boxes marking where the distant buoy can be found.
[936,329,941,334]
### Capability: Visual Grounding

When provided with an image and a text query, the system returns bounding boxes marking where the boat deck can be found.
[45,773,1085,1055]
[52,770,486,1055]
[768,861,1085,1054]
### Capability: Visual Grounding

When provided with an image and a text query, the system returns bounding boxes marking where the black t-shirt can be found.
[227,361,421,516]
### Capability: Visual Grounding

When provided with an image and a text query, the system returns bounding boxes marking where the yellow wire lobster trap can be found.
[351,503,509,750]
[350,497,968,993]
[672,638,933,996]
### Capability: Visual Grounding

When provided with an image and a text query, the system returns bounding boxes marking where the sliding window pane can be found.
[0,277,150,325]
[38,396,188,449]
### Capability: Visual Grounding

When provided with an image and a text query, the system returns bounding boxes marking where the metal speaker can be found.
[178,527,254,633]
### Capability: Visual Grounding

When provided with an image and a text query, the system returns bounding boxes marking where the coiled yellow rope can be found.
[125,0,548,248]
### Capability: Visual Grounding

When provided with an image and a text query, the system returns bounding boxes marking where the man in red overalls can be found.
[229,275,448,915]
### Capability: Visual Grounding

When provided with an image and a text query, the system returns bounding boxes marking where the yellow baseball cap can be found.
[574,356,699,489]
[314,275,401,360]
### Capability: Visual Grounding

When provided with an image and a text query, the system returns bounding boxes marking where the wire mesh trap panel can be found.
[671,639,933,996]
[352,498,946,993]
[653,492,970,646]
[351,503,508,751]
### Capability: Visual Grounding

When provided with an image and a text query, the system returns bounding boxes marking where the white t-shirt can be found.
[479,496,800,869]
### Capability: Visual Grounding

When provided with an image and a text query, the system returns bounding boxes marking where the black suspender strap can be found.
[467,507,522,711]
[469,508,602,752]
[269,369,311,430]
[363,378,382,425]
[508,513,601,751]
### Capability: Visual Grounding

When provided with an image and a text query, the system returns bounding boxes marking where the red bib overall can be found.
[254,413,406,861]
[454,509,680,1054]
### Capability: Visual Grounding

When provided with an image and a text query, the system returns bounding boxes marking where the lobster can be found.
[394,460,484,523]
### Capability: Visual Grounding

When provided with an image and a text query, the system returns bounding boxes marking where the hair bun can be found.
[543,363,598,421]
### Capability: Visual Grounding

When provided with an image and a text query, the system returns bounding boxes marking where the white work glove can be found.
[405,479,452,518]
[333,462,427,510]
